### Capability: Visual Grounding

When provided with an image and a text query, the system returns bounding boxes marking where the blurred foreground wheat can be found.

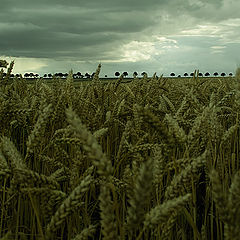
[1,60,240,239]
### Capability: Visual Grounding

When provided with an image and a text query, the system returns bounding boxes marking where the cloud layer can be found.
[0,0,239,76]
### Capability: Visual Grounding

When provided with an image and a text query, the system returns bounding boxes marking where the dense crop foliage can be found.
[1,60,240,239]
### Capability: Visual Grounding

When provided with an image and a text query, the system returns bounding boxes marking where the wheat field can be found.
[0,60,240,239]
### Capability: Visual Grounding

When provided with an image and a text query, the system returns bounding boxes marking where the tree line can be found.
[0,60,234,78]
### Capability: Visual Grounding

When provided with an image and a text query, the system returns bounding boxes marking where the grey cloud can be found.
[0,0,239,76]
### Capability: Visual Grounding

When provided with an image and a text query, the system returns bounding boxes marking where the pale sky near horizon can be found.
[0,0,239,77]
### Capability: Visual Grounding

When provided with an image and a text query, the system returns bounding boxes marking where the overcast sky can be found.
[0,0,239,77]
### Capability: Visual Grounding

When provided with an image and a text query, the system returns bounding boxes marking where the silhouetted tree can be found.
[24,73,29,78]
[77,72,82,78]
[170,72,175,77]
[73,73,77,79]
[105,75,107,77]
[123,72,128,77]
[221,72,226,77]
[57,73,62,77]
[115,72,120,77]
[85,73,90,78]
[48,73,52,78]
[184,73,188,77]
[205,72,210,76]
[44,74,47,78]
[229,73,233,76]
[190,73,194,76]
[133,71,138,77]
[177,75,181,77]
[199,73,203,77]
[213,72,218,76]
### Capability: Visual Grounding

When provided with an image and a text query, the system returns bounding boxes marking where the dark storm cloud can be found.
[0,0,239,76]
[0,0,226,59]
[0,0,163,60]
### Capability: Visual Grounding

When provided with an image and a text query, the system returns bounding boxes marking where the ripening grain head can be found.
[235,66,240,81]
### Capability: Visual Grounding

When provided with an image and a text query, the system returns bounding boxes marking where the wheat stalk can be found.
[65,107,113,178]
[99,182,118,240]
[45,175,93,240]
[71,224,98,240]
[165,149,208,200]
[25,103,53,158]
[125,157,154,233]
[146,194,191,228]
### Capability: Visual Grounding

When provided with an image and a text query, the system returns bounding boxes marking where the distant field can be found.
[54,76,234,89]
[8,75,234,86]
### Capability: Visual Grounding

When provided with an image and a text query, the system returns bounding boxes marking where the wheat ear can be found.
[45,175,92,240]
[99,182,118,240]
[71,224,98,240]
[144,193,191,230]
[125,157,154,232]
[65,107,113,178]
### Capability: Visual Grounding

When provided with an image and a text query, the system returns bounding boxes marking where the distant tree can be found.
[184,73,188,77]
[58,73,63,78]
[170,72,175,77]
[133,71,138,78]
[178,75,181,77]
[221,72,226,77]
[190,73,194,76]
[10,74,14,78]
[229,73,233,76]
[73,73,77,79]
[198,73,203,77]
[16,74,20,78]
[43,74,47,78]
[123,72,128,77]
[105,75,108,77]
[115,72,120,77]
[205,72,210,76]
[77,72,82,77]
[91,72,95,78]
[24,73,29,78]
[85,73,90,78]
[64,73,68,78]
[213,72,219,77]
[48,73,52,78]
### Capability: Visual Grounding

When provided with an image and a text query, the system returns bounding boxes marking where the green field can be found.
[1,61,240,239]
